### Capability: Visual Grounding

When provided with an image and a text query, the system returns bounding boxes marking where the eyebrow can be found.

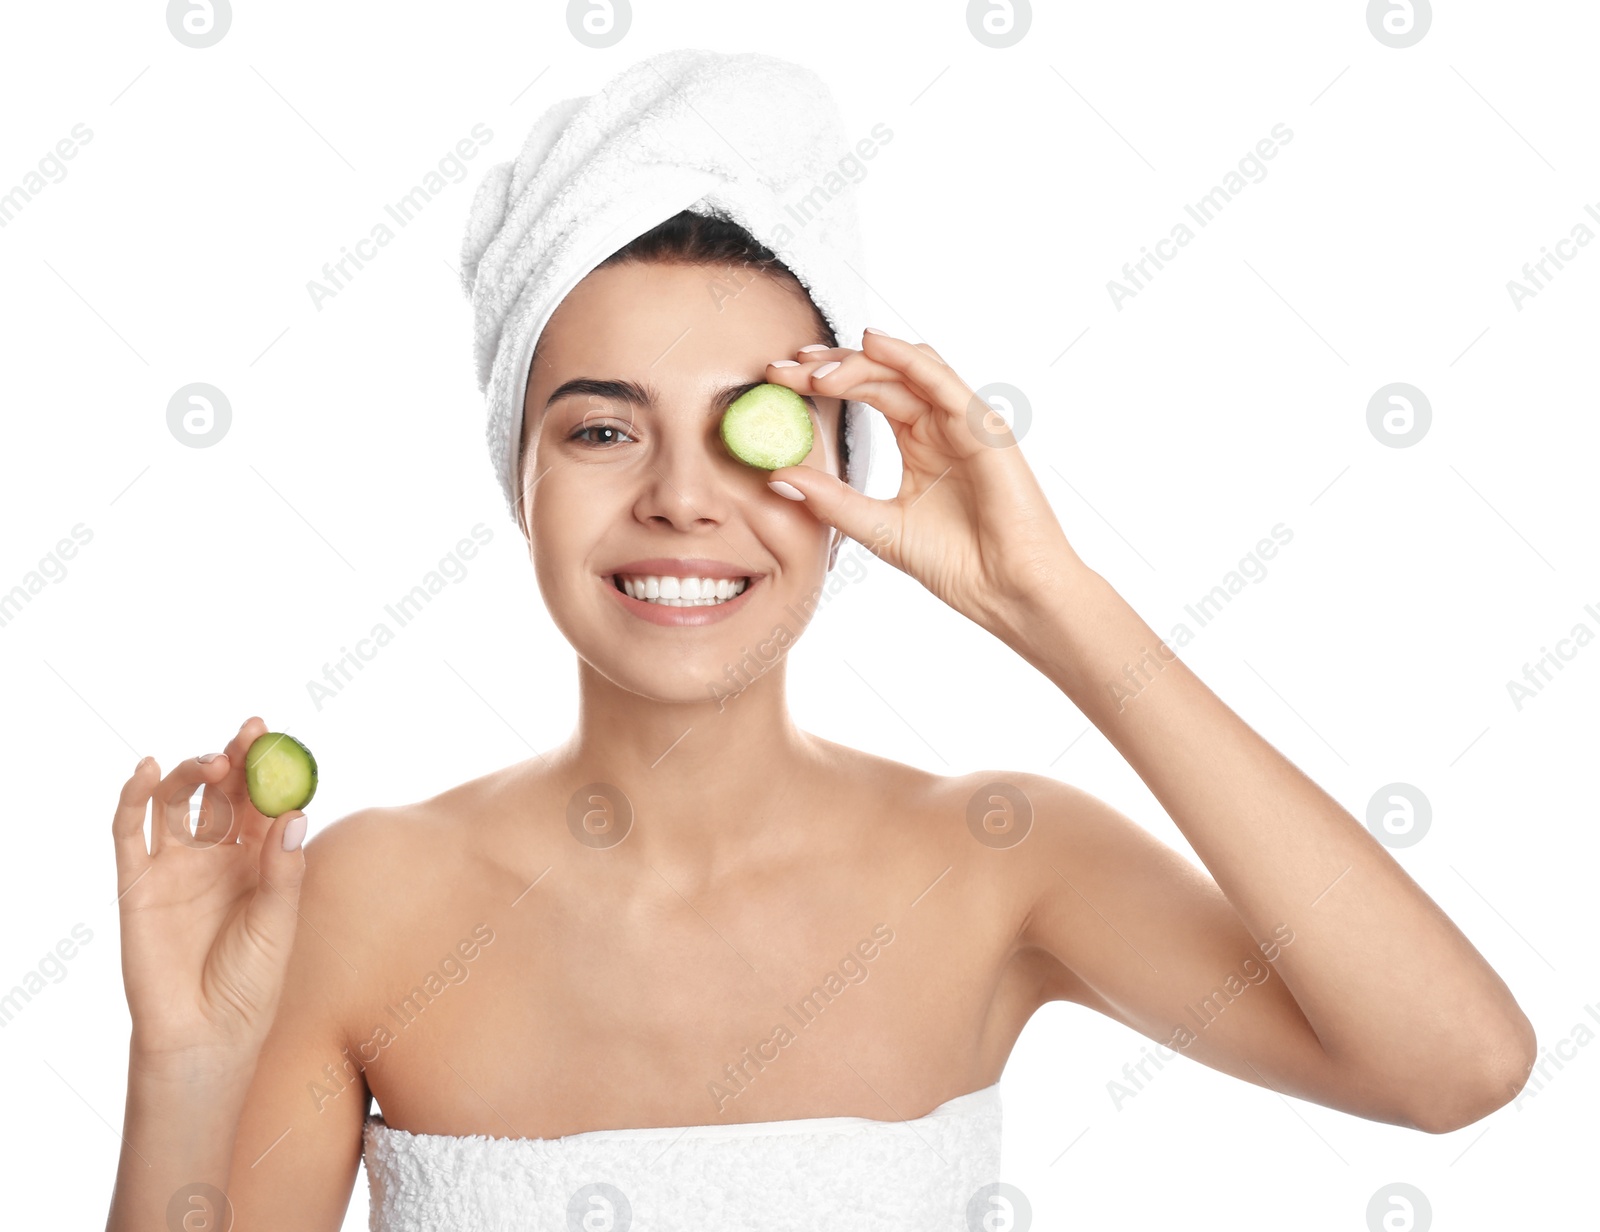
[543,377,819,420]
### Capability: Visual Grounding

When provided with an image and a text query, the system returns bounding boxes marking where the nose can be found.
[630,424,741,533]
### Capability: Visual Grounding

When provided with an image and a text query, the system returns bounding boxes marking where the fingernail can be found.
[770,359,799,368]
[197,753,220,763]
[812,361,841,378]
[768,480,806,501]
[282,813,307,851]
[798,344,830,353]
[863,326,888,336]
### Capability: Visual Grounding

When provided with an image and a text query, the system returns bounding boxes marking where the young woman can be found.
[106,209,1535,1230]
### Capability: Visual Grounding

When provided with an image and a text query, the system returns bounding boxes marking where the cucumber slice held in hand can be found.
[720,383,815,471]
[245,731,318,817]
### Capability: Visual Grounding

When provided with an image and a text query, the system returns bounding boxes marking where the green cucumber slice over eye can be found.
[720,383,814,470]
[245,731,318,817]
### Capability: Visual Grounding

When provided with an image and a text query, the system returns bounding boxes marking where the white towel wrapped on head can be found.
[459,47,875,523]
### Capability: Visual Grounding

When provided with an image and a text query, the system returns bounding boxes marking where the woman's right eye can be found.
[569,423,636,447]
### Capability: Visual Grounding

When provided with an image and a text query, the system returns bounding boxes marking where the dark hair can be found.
[519,209,849,487]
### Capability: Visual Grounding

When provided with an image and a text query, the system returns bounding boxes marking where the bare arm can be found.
[1001,566,1536,1133]
[104,717,349,1230]
[110,880,368,1231]
[753,328,1536,1132]
[222,813,380,1224]
[109,1052,257,1231]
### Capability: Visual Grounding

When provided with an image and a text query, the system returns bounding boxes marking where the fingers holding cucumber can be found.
[206,716,317,846]
[763,346,928,433]
[725,345,902,475]
[148,751,236,853]
[112,720,317,1070]
[181,715,263,848]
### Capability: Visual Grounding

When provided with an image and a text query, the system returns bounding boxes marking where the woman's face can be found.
[518,259,846,702]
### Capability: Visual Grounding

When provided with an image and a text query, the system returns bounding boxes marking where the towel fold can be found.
[459,47,875,522]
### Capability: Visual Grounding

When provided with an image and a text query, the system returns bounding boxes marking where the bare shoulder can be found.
[289,803,437,1028]
[802,735,1071,917]
[922,766,1197,868]
[908,766,1219,997]
[957,769,1227,1004]
[292,764,526,991]
[800,732,975,831]
[227,766,534,1220]
[800,733,1070,848]
[299,798,451,917]
[300,761,525,878]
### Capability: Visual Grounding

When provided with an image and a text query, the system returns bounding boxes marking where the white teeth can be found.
[616,574,750,606]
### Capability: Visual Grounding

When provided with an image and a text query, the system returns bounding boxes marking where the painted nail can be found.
[811,361,841,378]
[798,344,830,353]
[768,480,806,501]
[864,327,888,336]
[770,359,799,368]
[282,813,308,852]
[197,753,220,763]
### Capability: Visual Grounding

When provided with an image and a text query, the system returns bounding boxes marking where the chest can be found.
[353,847,1038,1137]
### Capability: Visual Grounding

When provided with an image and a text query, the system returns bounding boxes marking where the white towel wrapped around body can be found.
[460,47,875,522]
[363,1081,1003,1230]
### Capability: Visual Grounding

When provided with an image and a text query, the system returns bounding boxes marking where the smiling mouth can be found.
[610,574,754,607]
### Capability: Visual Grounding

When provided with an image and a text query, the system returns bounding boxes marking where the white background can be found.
[1,1,1595,1229]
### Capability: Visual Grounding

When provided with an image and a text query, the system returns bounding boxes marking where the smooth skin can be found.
[107,261,1535,1230]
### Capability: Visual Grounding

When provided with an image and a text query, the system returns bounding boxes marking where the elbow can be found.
[1406,1016,1538,1135]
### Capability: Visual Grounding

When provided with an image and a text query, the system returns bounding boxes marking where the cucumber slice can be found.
[245,731,318,817]
[720,383,814,470]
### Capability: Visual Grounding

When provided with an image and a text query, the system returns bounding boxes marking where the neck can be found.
[542,656,824,879]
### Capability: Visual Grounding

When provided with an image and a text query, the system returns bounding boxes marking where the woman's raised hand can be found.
[112,715,310,1079]
[763,330,1087,642]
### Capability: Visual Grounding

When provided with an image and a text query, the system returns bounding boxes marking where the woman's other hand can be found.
[762,330,1088,642]
[113,715,310,1080]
